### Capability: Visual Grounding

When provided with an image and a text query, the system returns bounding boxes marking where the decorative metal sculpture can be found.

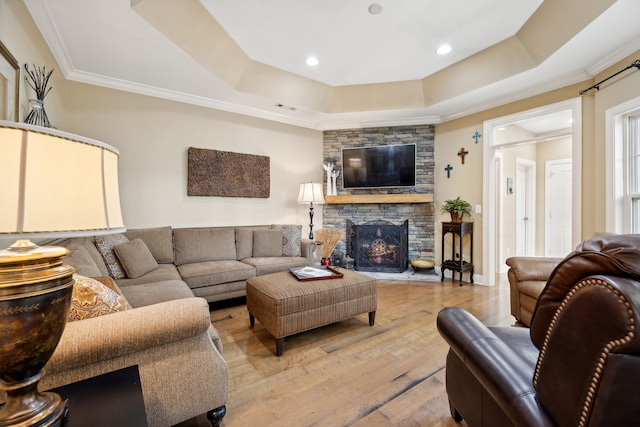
[24,64,54,128]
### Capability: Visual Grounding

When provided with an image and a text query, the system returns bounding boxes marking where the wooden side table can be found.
[51,365,147,427]
[441,222,474,285]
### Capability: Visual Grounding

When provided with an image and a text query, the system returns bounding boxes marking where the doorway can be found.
[482,98,582,286]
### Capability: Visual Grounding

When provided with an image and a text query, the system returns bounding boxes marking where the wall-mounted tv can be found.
[342,144,416,189]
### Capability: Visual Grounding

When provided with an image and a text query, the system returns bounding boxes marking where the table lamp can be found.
[297,182,324,240]
[0,121,125,426]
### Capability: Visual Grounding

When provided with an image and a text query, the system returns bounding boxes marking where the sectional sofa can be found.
[61,224,316,302]
[37,224,314,427]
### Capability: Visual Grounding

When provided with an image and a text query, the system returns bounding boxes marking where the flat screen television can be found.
[342,144,416,189]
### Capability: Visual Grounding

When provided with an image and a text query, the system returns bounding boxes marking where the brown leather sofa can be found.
[506,256,563,326]
[437,232,640,426]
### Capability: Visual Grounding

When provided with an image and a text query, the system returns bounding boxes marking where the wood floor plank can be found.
[190,276,514,427]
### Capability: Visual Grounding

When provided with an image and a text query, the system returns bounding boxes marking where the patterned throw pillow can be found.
[68,275,130,321]
[272,224,302,257]
[95,234,130,279]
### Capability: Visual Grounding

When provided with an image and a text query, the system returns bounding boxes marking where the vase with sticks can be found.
[315,228,344,266]
[24,64,54,128]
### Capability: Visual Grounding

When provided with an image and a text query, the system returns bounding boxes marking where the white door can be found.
[515,158,536,256]
[546,159,572,257]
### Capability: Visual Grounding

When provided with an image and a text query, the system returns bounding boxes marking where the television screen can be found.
[342,144,416,189]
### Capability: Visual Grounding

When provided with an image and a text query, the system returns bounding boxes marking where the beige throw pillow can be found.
[253,230,283,257]
[113,238,159,279]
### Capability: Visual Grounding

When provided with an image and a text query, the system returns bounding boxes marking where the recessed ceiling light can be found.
[436,44,452,55]
[306,56,319,66]
[368,3,383,15]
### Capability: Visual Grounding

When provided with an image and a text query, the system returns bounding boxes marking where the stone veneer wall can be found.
[322,125,435,263]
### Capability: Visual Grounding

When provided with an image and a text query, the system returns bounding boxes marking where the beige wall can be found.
[64,82,323,231]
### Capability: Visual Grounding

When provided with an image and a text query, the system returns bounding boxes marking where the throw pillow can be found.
[272,224,302,257]
[95,233,130,279]
[68,275,130,321]
[113,238,159,279]
[253,230,283,257]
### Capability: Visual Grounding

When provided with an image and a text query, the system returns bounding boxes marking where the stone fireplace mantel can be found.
[324,194,433,204]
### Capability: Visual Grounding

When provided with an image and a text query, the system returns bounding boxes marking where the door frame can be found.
[482,98,582,286]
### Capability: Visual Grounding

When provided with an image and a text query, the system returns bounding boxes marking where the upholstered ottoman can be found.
[246,269,377,356]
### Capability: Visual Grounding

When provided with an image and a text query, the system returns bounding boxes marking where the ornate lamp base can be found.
[0,373,67,426]
[0,243,74,427]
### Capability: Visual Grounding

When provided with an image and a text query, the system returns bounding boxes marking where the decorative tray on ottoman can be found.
[289,266,344,281]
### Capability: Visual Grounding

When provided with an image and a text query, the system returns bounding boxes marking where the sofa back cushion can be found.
[235,226,269,260]
[253,230,283,257]
[124,226,174,263]
[64,245,103,277]
[173,228,237,266]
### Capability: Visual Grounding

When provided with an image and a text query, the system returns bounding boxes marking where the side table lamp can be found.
[297,182,325,240]
[0,121,125,426]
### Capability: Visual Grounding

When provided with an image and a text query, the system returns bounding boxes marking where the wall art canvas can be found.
[187,147,270,198]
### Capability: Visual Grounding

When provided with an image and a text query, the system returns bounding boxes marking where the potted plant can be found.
[441,196,472,222]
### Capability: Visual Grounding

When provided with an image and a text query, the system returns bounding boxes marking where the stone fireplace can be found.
[322,125,435,268]
[347,220,408,272]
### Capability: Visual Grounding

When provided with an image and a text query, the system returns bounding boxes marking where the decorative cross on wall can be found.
[457,147,469,164]
[445,164,453,178]
[472,131,481,144]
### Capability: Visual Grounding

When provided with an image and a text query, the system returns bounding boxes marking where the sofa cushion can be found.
[64,245,103,277]
[115,264,182,287]
[119,280,195,308]
[114,238,159,279]
[68,275,131,321]
[173,228,236,265]
[177,260,256,288]
[253,230,283,257]
[124,226,174,263]
[242,256,309,275]
[95,233,130,279]
[272,224,302,257]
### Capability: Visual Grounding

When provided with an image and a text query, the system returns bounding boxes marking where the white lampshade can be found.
[0,121,125,239]
[297,182,325,204]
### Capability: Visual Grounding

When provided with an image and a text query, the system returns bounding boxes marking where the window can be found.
[629,112,640,232]
[609,101,640,234]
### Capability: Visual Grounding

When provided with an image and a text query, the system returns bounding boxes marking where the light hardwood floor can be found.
[192,275,513,427]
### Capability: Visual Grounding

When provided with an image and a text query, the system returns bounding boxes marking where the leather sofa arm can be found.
[506,257,562,282]
[437,307,555,427]
[46,297,215,374]
[534,275,640,426]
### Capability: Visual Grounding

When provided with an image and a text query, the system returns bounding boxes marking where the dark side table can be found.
[52,365,148,427]
[441,221,474,285]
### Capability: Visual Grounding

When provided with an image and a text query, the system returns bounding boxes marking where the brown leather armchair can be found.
[437,233,640,426]
[506,256,563,326]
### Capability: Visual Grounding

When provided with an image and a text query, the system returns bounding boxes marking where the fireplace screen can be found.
[347,220,409,273]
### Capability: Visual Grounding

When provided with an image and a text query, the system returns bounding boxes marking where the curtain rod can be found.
[580,59,640,95]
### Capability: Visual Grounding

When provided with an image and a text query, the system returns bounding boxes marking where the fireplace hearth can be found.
[347,220,409,273]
